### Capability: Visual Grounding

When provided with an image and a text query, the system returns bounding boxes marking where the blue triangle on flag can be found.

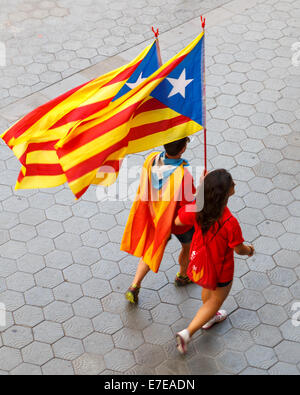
[151,36,205,127]
[113,42,160,102]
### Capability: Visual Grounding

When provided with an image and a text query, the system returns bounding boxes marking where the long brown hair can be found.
[196,169,233,234]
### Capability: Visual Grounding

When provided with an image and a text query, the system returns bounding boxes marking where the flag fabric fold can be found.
[1,40,161,190]
[56,32,205,198]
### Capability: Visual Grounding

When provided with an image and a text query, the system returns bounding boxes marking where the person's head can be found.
[164,137,190,158]
[196,169,235,234]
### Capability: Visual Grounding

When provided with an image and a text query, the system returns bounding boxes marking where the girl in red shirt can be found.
[175,169,254,354]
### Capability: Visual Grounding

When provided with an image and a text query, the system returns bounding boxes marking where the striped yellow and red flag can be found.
[54,32,205,199]
[1,40,161,189]
[121,151,185,273]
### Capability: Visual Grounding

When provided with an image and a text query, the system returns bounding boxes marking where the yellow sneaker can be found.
[125,284,140,304]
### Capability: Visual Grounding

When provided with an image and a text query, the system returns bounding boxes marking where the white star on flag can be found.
[167,69,193,99]
[126,73,146,89]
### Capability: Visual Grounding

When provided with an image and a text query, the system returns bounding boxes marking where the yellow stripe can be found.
[143,242,165,273]
[131,106,180,127]
[20,166,26,176]
[12,143,28,160]
[127,120,202,154]
[134,225,148,256]
[15,174,66,189]
[97,147,125,163]
[78,81,124,106]
[27,150,59,165]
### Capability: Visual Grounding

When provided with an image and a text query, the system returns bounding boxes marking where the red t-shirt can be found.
[178,204,244,282]
[172,168,196,235]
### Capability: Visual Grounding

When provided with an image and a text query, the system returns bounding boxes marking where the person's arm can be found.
[234,243,255,257]
[175,215,185,227]
[175,204,196,227]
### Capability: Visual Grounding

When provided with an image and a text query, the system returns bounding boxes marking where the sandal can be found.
[175,273,192,286]
[125,284,140,304]
[176,329,190,355]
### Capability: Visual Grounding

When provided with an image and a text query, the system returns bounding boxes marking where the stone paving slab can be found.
[0,0,300,375]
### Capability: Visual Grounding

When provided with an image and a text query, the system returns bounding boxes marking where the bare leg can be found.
[187,282,232,337]
[201,287,212,304]
[132,259,150,288]
[178,242,191,277]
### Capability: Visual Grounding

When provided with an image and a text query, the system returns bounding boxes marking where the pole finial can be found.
[152,26,159,38]
[200,16,206,29]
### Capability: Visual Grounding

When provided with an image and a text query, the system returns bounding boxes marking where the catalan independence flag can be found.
[56,32,205,199]
[1,40,161,190]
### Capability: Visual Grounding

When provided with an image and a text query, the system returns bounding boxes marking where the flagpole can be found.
[152,27,163,67]
[201,16,207,174]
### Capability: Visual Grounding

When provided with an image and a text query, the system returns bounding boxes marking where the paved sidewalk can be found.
[0,0,300,375]
[0,0,232,108]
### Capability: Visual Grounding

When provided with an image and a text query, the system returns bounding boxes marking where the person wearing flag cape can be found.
[121,137,196,304]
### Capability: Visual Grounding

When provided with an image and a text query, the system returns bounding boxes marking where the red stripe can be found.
[17,170,25,184]
[75,185,89,199]
[26,140,59,152]
[124,200,151,253]
[57,101,142,156]
[3,81,90,144]
[49,98,113,130]
[98,159,122,173]
[155,54,186,79]
[25,163,63,176]
[103,61,142,87]
[19,153,26,166]
[134,97,167,118]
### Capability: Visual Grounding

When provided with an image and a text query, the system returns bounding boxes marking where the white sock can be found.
[178,328,190,343]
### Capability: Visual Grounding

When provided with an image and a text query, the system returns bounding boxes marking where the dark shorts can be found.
[217,280,232,288]
[173,227,195,244]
